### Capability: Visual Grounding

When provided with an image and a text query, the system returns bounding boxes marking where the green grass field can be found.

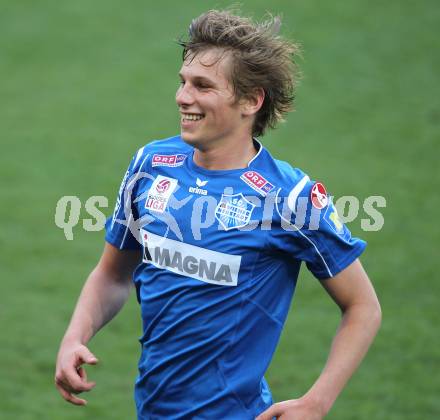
[1,1,438,418]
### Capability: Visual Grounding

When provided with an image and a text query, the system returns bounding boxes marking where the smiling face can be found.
[176,48,253,150]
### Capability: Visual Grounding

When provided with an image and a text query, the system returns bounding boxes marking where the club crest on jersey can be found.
[310,182,328,209]
[145,175,178,213]
[152,154,186,167]
[240,171,274,197]
[215,193,255,231]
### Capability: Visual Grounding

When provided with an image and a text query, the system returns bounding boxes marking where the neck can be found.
[193,137,258,170]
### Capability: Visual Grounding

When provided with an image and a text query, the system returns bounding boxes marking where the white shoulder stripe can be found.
[287,175,310,214]
[275,188,333,278]
[133,146,145,167]
[120,153,150,247]
[126,154,150,191]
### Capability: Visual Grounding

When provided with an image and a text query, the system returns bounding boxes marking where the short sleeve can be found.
[272,176,366,279]
[105,147,147,250]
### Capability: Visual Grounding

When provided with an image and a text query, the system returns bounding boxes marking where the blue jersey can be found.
[105,135,366,419]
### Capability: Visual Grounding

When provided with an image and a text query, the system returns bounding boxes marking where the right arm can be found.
[55,243,141,405]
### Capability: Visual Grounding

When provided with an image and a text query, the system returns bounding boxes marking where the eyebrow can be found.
[178,73,217,86]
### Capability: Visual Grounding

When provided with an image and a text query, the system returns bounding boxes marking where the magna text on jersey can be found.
[141,230,242,286]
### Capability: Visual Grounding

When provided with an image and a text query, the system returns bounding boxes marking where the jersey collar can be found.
[185,138,267,176]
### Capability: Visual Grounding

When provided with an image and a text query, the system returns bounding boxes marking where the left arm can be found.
[256,259,382,420]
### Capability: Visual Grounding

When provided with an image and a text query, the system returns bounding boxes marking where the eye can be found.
[196,83,211,90]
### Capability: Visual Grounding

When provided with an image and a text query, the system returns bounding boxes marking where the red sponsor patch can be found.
[310,182,328,209]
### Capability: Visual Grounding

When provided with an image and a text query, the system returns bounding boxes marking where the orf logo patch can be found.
[215,193,255,231]
[152,154,186,167]
[240,171,274,197]
[310,182,328,209]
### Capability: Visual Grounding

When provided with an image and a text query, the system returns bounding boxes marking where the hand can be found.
[256,398,325,420]
[55,342,99,406]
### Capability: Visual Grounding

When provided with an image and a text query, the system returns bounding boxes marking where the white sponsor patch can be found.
[145,175,178,213]
[141,230,241,286]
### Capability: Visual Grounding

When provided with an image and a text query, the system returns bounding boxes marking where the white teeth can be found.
[182,114,203,121]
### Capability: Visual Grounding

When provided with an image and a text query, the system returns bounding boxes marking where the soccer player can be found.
[55,10,381,419]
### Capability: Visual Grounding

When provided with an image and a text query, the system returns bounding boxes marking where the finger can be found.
[256,404,282,420]
[55,375,92,396]
[55,381,88,406]
[76,366,97,390]
[77,366,87,382]
[78,347,99,365]
[58,367,96,393]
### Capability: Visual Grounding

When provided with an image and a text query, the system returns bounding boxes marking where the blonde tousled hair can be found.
[178,9,301,137]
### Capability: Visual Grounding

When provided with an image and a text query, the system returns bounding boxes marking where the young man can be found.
[55,10,381,419]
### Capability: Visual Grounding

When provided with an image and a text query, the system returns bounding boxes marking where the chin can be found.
[180,131,201,147]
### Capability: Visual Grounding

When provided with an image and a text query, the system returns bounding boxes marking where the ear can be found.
[241,88,265,117]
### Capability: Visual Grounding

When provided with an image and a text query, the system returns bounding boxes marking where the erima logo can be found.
[196,178,208,187]
[141,230,241,286]
[189,178,208,195]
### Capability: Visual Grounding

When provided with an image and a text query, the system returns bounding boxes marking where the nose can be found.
[176,83,195,107]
